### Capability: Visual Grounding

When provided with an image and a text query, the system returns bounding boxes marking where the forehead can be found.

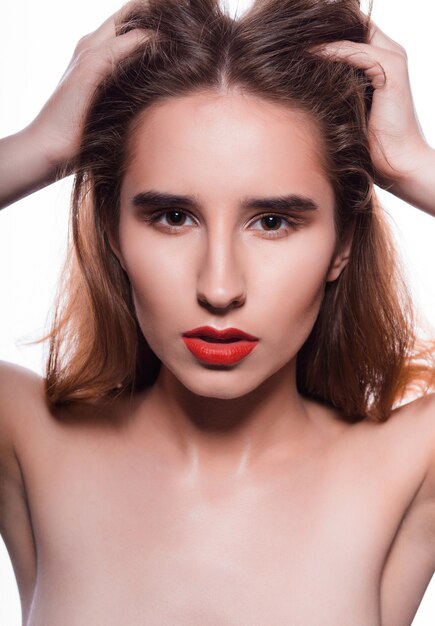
[123,91,333,209]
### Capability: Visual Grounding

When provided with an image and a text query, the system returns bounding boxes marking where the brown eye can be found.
[261,215,283,230]
[145,209,196,230]
[165,210,187,226]
[250,213,302,239]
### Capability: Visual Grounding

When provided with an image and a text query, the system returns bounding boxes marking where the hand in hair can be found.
[311,21,435,217]
[0,1,149,210]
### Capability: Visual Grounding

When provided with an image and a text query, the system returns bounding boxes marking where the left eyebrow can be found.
[131,190,319,213]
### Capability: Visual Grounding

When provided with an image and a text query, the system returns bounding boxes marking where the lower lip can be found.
[182,337,259,365]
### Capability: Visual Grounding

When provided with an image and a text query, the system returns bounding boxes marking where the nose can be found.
[196,227,246,312]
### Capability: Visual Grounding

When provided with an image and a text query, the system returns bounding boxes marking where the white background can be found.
[1,0,434,623]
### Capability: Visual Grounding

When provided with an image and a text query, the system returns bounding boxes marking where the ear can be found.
[106,227,127,272]
[326,222,355,283]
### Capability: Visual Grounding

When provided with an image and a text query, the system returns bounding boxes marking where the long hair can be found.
[35,0,435,421]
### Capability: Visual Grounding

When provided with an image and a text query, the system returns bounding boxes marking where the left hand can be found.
[311,21,430,189]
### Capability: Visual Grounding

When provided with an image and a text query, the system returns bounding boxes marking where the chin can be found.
[173,366,268,401]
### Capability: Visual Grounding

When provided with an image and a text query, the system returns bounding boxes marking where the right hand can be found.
[29,1,149,172]
[0,2,149,210]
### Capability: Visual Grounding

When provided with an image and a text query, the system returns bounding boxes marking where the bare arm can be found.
[0,1,148,211]
[386,144,435,217]
[0,126,62,210]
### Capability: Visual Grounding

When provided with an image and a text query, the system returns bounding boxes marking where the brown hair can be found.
[36,0,435,421]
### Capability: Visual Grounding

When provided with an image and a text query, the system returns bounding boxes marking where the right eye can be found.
[144,209,197,232]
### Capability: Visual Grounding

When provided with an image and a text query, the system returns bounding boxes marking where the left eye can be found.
[251,214,295,233]
[250,213,303,238]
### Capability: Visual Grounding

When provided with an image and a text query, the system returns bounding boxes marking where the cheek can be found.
[118,225,190,330]
[250,229,334,346]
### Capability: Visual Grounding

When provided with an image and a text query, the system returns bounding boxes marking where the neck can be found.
[138,358,317,480]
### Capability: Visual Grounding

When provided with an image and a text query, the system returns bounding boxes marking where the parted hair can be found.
[37,0,435,421]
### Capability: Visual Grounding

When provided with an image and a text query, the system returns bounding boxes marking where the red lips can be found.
[182,325,259,365]
[182,325,259,341]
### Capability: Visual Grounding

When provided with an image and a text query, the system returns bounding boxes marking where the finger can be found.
[310,41,392,89]
[82,1,143,46]
[106,27,152,61]
[74,27,151,78]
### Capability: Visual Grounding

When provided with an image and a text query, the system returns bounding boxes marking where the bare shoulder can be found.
[386,392,435,545]
[388,392,435,457]
[0,360,46,505]
[0,361,46,615]
[0,359,46,442]
[0,358,45,400]
[401,392,435,489]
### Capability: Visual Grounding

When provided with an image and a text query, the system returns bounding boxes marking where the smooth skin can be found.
[1,6,435,626]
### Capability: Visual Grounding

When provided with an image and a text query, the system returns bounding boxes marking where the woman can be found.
[1,0,435,624]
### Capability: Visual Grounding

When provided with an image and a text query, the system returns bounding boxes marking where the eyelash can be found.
[141,209,303,239]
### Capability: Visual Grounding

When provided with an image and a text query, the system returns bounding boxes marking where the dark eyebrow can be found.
[131,190,319,212]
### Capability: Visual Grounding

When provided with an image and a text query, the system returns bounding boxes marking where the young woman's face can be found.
[114,91,350,399]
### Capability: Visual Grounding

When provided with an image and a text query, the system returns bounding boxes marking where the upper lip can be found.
[182,325,259,341]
